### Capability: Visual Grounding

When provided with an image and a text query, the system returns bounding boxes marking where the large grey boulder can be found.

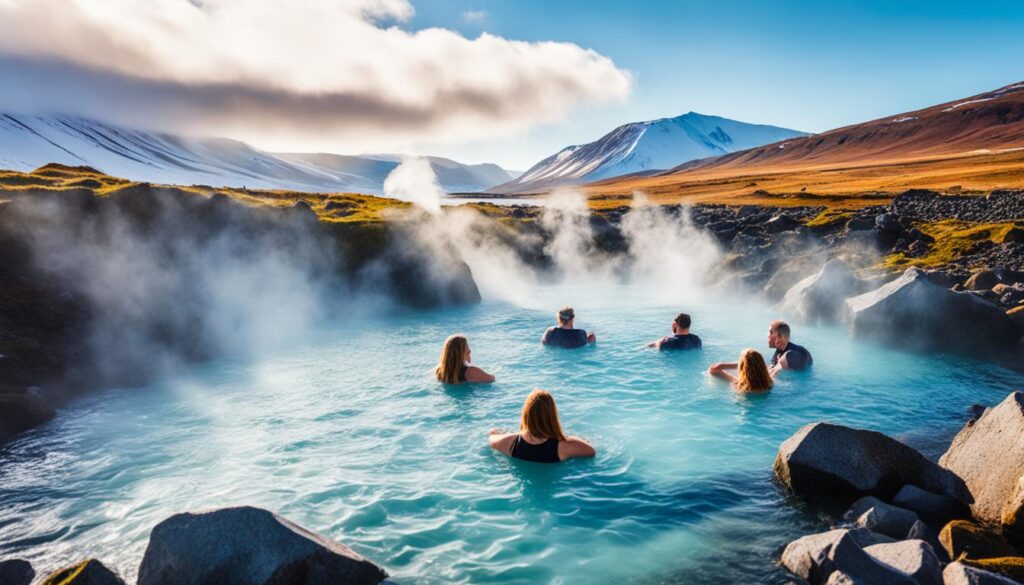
[774,422,969,502]
[826,532,918,585]
[939,392,1024,537]
[781,527,893,583]
[137,506,388,585]
[861,540,943,585]
[0,559,34,585]
[892,484,970,527]
[943,562,1022,585]
[40,559,126,585]
[843,267,1018,357]
[845,496,921,539]
[780,258,867,323]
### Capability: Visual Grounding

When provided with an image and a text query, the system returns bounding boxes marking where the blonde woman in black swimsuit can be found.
[488,389,595,463]
[435,334,495,384]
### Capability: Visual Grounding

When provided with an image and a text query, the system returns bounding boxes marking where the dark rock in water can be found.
[0,386,56,443]
[966,269,1001,292]
[137,506,388,585]
[939,519,1021,561]
[843,267,1018,357]
[943,561,1021,585]
[780,258,867,324]
[826,532,918,584]
[908,520,950,564]
[892,484,971,527]
[939,392,1024,538]
[844,496,921,539]
[40,559,126,585]
[774,422,969,503]
[862,540,944,585]
[0,559,35,585]
[781,527,893,583]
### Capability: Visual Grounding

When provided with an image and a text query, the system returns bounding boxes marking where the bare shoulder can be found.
[488,431,516,455]
[464,366,495,383]
[559,437,596,460]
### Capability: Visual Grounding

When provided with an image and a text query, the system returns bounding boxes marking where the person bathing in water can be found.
[767,320,813,375]
[648,312,702,350]
[541,306,596,349]
[488,389,596,463]
[435,334,495,384]
[708,349,774,393]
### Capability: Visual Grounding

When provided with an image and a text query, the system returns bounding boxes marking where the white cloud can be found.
[0,0,632,153]
[462,9,487,23]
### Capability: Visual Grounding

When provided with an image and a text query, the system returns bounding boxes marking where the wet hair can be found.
[737,349,773,392]
[520,389,567,441]
[435,334,469,384]
[771,320,791,339]
[674,313,691,330]
[557,306,575,325]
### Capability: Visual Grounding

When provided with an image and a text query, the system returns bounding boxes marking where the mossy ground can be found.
[883,219,1024,270]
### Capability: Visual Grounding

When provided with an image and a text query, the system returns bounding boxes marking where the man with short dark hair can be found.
[541,306,596,349]
[648,312,702,351]
[768,319,813,374]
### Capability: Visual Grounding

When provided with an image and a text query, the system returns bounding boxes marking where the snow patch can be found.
[942,98,994,112]
[890,116,918,124]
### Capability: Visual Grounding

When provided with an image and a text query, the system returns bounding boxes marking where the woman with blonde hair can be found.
[435,334,495,384]
[488,389,596,463]
[708,349,774,393]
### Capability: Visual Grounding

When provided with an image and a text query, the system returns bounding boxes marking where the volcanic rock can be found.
[862,540,943,585]
[40,559,126,585]
[137,506,388,585]
[943,561,1022,585]
[0,559,34,585]
[845,496,921,539]
[780,527,893,583]
[892,484,971,527]
[939,520,1020,561]
[780,258,867,323]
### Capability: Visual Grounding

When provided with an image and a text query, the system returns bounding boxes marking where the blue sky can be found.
[410,0,1024,169]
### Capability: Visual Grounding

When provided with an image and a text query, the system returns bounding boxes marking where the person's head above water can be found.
[436,334,470,384]
[520,388,567,441]
[672,313,691,335]
[768,320,792,350]
[737,349,773,392]
[557,306,576,328]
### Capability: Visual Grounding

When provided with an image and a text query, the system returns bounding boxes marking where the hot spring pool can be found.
[2,283,1022,584]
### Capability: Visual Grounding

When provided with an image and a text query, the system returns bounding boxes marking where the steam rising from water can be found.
[383,157,444,214]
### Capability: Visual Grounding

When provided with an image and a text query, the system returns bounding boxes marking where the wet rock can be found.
[845,496,921,539]
[774,422,969,503]
[875,213,904,235]
[0,386,56,443]
[939,520,1020,561]
[966,270,1001,291]
[1007,307,1024,336]
[892,484,970,527]
[1005,227,1024,244]
[0,559,34,585]
[766,213,801,233]
[137,506,388,585]
[848,215,876,231]
[939,392,1024,531]
[780,258,868,323]
[843,267,1018,357]
[862,540,943,585]
[781,527,893,583]
[40,559,126,585]
[943,561,1021,585]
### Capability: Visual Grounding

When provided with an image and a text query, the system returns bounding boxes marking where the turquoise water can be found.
[2,283,1022,584]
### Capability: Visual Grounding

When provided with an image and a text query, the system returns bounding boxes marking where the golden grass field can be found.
[582,147,1024,210]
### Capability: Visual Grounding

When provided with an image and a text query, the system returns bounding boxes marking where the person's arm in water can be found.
[708,363,739,384]
[464,366,495,383]
[540,328,552,345]
[587,331,596,343]
[647,337,664,348]
[487,429,515,456]
[558,436,596,460]
[711,361,738,370]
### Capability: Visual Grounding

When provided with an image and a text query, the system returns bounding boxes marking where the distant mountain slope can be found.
[490,112,808,193]
[580,81,1024,206]
[0,114,513,194]
[664,81,1024,173]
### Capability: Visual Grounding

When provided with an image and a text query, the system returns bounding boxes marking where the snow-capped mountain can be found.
[491,112,808,193]
[0,114,513,194]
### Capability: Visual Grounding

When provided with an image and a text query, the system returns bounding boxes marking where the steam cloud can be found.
[383,157,444,214]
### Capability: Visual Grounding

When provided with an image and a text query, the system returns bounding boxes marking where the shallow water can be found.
[2,283,1022,584]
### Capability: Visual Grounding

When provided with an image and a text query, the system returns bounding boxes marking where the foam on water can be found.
[1,283,1022,584]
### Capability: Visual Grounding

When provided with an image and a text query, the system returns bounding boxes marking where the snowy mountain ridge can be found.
[491,112,809,193]
[0,114,513,194]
